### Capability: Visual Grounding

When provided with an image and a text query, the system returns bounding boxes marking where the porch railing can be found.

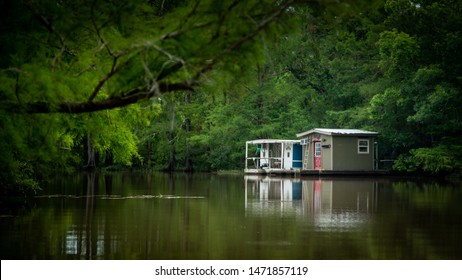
[246,157,283,169]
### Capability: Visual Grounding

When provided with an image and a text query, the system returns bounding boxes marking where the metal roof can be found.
[296,128,378,138]
[246,139,301,144]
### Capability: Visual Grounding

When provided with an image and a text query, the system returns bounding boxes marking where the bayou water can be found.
[1,172,461,259]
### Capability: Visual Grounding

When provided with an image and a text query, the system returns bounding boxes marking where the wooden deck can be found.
[244,168,391,176]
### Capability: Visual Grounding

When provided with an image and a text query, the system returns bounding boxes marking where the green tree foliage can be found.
[378,30,419,77]
[394,145,462,175]
[373,0,462,172]
[0,0,297,194]
[130,0,462,174]
[0,0,296,113]
[1,0,461,185]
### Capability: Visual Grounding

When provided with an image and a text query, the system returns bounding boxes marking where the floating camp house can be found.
[244,128,379,175]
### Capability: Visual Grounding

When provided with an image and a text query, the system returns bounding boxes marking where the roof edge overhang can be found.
[246,139,301,145]
[296,128,379,138]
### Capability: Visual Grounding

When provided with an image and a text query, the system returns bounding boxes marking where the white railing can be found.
[247,157,283,169]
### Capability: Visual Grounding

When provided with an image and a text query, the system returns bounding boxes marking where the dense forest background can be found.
[1,0,461,195]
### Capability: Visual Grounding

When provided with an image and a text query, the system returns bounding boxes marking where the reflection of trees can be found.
[12,174,460,259]
[72,172,98,259]
[365,181,462,259]
[62,172,218,259]
[66,172,110,259]
[104,174,112,196]
[61,174,461,259]
[103,173,117,258]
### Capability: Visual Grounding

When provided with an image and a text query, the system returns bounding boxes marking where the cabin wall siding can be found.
[321,135,333,170]
[332,137,375,170]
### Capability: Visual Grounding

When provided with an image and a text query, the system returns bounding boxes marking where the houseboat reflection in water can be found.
[244,176,378,230]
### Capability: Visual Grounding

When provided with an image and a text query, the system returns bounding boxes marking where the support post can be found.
[245,142,248,170]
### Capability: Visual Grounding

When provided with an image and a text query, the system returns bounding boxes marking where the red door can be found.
[313,141,322,169]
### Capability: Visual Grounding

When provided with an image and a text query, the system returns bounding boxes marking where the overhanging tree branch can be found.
[2,82,194,114]
[193,0,295,80]
[3,0,295,114]
[23,1,71,71]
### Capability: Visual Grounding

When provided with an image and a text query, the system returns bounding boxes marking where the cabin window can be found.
[358,139,369,154]
[314,142,321,157]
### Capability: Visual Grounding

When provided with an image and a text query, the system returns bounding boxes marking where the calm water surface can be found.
[1,172,461,260]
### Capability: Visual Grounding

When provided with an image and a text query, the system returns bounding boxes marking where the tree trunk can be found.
[147,139,152,169]
[84,134,97,170]
[104,150,113,166]
[184,92,193,172]
[164,97,176,172]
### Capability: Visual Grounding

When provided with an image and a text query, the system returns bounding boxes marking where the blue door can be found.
[292,143,302,168]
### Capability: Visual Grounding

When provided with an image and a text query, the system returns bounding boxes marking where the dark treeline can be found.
[1,0,461,196]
